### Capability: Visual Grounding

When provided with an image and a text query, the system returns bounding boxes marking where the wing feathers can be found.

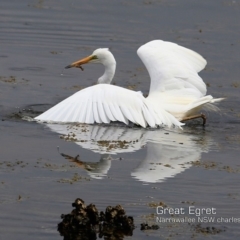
[98,102,110,123]
[35,84,183,128]
[112,103,129,124]
[85,100,94,123]
[102,103,116,121]
[137,40,207,96]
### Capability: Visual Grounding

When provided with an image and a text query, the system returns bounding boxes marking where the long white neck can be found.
[98,62,116,84]
[95,50,116,84]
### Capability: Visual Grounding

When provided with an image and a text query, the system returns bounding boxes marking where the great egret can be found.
[35,40,223,128]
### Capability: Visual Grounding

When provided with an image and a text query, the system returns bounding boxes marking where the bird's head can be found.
[65,48,116,70]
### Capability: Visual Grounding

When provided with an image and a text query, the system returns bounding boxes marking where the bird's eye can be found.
[92,55,98,60]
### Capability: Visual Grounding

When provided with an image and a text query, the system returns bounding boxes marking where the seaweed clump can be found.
[140,223,159,230]
[192,223,227,234]
[58,198,135,240]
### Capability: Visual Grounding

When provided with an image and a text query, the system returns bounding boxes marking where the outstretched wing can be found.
[137,40,207,97]
[35,84,183,128]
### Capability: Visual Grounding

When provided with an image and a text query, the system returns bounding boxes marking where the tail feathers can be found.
[187,95,214,111]
[210,98,225,103]
[183,96,224,119]
[203,98,225,112]
[187,96,224,111]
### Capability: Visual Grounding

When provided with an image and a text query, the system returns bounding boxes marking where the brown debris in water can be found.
[0,76,30,84]
[58,198,135,239]
[97,140,134,151]
[148,201,167,208]
[189,160,240,173]
[0,76,16,83]
[192,223,226,235]
[140,223,159,230]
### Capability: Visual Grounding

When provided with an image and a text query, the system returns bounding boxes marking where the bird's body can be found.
[35,40,223,128]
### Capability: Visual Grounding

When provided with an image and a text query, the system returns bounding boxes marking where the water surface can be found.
[1,0,240,239]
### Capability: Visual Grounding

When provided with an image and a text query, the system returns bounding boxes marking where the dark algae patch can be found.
[140,223,159,230]
[191,223,227,235]
[58,198,135,240]
[190,160,240,173]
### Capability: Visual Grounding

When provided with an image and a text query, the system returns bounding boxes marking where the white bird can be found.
[35,40,223,128]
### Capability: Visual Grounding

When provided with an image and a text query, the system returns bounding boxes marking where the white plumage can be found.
[35,84,180,128]
[35,40,223,128]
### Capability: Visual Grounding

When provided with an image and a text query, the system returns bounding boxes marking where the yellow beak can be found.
[65,55,95,70]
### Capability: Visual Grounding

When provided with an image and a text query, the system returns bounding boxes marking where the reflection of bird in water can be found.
[35,40,223,128]
[61,153,111,179]
[48,123,147,154]
[131,132,208,183]
[46,123,213,183]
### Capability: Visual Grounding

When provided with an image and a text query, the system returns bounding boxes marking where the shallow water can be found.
[1,0,240,239]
